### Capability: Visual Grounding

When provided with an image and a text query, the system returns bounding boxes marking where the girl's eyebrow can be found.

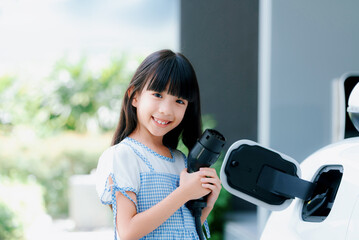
[148,88,186,99]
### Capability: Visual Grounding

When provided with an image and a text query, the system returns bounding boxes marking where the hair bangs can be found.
[146,56,198,102]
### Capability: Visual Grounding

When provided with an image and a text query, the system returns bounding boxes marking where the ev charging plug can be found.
[186,129,226,240]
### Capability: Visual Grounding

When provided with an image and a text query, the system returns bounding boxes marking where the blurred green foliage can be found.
[0,55,137,237]
[42,56,132,133]
[0,54,137,136]
[0,132,112,217]
[0,201,24,240]
[0,178,45,240]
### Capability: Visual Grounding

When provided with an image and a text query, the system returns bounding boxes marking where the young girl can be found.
[96,49,221,240]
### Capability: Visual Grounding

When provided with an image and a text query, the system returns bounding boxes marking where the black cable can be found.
[193,207,205,240]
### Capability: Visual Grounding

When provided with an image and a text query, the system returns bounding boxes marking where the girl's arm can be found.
[115,169,211,240]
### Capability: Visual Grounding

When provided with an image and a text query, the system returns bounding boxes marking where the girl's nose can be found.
[158,99,173,115]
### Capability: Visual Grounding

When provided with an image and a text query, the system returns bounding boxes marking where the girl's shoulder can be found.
[100,140,134,157]
[98,140,140,168]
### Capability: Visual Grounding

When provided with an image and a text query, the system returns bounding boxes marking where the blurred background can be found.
[1,0,359,240]
[0,0,180,239]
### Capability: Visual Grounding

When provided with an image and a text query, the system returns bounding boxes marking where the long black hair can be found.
[111,49,202,151]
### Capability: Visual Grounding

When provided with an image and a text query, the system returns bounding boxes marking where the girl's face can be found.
[132,83,188,140]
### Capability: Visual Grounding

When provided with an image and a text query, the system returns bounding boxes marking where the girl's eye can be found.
[154,93,162,98]
[176,99,185,105]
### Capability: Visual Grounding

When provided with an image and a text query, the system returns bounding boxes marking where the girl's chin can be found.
[148,126,174,137]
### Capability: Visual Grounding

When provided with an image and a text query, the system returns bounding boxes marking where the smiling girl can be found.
[96,50,221,239]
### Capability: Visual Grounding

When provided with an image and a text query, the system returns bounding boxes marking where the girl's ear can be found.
[128,86,138,107]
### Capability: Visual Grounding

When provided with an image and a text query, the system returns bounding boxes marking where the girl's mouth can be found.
[153,117,171,126]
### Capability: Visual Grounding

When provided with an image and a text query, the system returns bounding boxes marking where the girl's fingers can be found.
[201,177,221,185]
[199,168,218,177]
[199,168,221,185]
[202,183,221,195]
[201,179,221,194]
[201,183,217,190]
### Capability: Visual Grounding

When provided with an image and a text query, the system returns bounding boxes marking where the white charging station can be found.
[221,74,359,239]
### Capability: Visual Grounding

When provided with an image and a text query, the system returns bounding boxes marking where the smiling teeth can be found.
[154,118,169,125]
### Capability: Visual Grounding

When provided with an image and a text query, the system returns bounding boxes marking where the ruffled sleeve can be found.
[96,143,140,210]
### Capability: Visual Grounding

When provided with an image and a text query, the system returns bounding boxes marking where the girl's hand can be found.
[199,167,222,209]
[179,168,211,200]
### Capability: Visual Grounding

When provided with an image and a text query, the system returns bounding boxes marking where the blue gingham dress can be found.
[96,137,210,239]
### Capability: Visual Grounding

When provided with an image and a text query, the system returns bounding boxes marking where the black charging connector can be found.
[186,129,226,240]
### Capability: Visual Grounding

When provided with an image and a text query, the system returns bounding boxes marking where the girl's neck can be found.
[128,129,172,158]
[129,128,162,146]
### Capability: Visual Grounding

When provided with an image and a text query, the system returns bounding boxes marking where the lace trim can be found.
[204,220,211,239]
[100,173,138,240]
[100,173,137,206]
[121,141,155,172]
[179,151,188,168]
[125,137,175,162]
